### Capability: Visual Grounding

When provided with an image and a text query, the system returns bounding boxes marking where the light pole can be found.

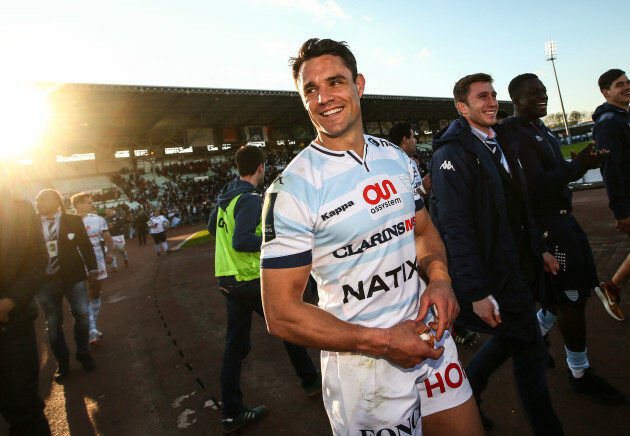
[545,41,571,142]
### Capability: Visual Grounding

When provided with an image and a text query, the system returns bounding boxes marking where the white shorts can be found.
[322,325,472,435]
[112,235,126,248]
[94,248,108,281]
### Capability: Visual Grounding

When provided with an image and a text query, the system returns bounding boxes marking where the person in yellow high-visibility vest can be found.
[208,146,321,434]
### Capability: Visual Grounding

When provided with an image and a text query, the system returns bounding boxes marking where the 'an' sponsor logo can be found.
[363,180,397,205]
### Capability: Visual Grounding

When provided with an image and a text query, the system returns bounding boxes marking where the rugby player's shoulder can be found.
[365,135,401,151]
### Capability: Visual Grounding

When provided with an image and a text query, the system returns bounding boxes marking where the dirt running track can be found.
[1,188,628,435]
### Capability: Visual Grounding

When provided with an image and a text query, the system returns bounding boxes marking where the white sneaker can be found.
[89,331,101,345]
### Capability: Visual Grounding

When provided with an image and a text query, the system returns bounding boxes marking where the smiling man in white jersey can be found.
[260,38,482,436]
[71,193,114,345]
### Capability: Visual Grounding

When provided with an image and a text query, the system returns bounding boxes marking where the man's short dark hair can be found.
[290,38,358,84]
[508,73,539,99]
[453,73,494,105]
[598,69,626,91]
[235,146,265,177]
[70,192,91,209]
[388,123,413,146]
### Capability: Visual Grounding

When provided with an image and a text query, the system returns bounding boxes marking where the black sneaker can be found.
[543,334,555,369]
[222,405,267,434]
[453,327,479,345]
[55,359,70,382]
[567,368,626,406]
[76,351,96,371]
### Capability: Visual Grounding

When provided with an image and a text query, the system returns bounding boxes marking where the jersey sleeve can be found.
[99,216,109,233]
[260,172,315,269]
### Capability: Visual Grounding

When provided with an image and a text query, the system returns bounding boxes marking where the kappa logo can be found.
[440,160,455,171]
[321,200,355,221]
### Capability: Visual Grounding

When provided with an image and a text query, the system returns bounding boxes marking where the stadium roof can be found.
[39,82,513,154]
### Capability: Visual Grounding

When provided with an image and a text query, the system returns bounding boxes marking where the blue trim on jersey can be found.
[260,250,312,269]
[310,143,345,157]
[363,146,370,171]
[346,151,363,166]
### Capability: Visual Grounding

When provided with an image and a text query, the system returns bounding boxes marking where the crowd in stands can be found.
[58,150,299,237]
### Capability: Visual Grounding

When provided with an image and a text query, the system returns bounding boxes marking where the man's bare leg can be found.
[422,395,484,436]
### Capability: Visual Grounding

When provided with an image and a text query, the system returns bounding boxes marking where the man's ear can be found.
[356,73,366,98]
[456,101,468,116]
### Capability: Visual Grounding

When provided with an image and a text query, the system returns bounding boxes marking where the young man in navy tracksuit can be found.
[430,73,564,435]
[500,73,624,406]
[593,68,630,321]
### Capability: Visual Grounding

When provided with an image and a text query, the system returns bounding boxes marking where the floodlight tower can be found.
[545,41,571,141]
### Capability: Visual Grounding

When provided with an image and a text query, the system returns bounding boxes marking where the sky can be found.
[1,0,628,117]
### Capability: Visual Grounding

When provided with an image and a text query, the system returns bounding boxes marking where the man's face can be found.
[36,192,59,216]
[402,129,417,156]
[75,198,94,214]
[514,78,548,119]
[457,81,498,131]
[106,209,114,217]
[603,74,630,108]
[296,54,365,141]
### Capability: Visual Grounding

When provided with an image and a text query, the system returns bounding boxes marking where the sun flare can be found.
[0,83,51,162]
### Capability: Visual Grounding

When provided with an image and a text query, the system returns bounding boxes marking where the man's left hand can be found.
[542,252,559,275]
[105,253,114,264]
[415,277,459,342]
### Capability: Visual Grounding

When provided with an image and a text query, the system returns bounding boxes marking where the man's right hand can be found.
[382,320,444,369]
[473,296,502,328]
[87,272,98,287]
[616,217,630,234]
[574,141,609,170]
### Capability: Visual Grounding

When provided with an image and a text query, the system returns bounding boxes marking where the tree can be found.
[543,112,564,127]
[568,110,582,124]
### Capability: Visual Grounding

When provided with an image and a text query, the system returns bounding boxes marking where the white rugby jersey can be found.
[83,213,108,280]
[261,135,426,328]
[149,215,168,234]
[82,213,108,253]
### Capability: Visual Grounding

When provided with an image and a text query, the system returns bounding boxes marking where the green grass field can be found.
[560,141,591,158]
[179,230,214,248]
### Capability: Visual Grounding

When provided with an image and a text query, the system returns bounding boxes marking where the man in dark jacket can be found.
[0,185,51,435]
[592,68,630,321]
[208,146,320,434]
[35,189,98,381]
[430,73,564,434]
[501,73,624,406]
[134,210,149,246]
